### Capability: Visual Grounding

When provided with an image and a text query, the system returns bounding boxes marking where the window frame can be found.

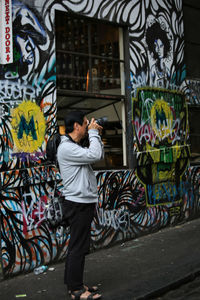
[55,10,133,169]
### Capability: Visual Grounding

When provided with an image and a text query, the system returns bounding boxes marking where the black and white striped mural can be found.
[0,0,199,277]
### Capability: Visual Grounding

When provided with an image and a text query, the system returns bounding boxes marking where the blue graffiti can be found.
[147,180,194,205]
[17,115,37,140]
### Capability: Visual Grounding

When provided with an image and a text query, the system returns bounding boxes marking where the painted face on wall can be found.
[13,2,47,77]
[16,35,35,65]
[154,39,164,59]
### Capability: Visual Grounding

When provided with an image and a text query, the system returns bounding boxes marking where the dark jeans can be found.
[62,200,95,292]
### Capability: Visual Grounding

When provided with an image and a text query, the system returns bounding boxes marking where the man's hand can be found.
[88,118,103,134]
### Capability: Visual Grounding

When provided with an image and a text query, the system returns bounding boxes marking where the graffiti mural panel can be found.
[133,88,190,206]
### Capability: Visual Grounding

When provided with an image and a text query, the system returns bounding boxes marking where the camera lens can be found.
[96,117,108,127]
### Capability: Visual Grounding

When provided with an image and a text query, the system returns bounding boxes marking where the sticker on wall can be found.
[11,101,46,152]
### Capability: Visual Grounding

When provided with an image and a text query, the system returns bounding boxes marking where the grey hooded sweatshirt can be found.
[57,129,104,203]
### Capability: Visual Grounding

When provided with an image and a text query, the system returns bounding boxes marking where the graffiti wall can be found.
[0,0,199,278]
[0,0,61,277]
[92,166,200,249]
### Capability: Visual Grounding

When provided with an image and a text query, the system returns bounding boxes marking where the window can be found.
[56,12,124,95]
[55,11,127,169]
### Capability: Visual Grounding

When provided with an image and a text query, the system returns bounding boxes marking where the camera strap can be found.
[66,133,89,148]
[65,134,78,145]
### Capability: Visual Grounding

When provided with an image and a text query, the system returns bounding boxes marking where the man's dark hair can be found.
[64,111,86,134]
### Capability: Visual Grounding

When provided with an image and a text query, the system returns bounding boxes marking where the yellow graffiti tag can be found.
[11,101,46,152]
[150,99,173,141]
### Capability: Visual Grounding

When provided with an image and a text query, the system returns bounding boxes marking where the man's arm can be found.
[58,129,104,165]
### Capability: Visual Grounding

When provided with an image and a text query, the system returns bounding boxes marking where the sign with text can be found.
[0,0,13,64]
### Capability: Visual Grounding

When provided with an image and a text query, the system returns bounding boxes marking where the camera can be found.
[81,117,107,147]
[95,116,108,127]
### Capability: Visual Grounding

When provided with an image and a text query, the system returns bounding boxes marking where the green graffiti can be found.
[160,147,173,163]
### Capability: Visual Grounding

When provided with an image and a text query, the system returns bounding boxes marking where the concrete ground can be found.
[156,275,200,300]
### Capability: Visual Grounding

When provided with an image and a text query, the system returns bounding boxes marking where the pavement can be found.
[0,218,200,300]
[157,275,200,299]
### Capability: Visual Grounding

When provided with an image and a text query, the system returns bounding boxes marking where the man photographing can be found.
[57,111,104,300]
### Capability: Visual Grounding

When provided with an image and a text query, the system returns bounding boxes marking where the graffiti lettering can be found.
[18,115,37,140]
[12,151,44,162]
[130,71,147,96]
[147,180,193,205]
[134,118,156,145]
[0,80,35,100]
[134,117,180,146]
[169,206,181,217]
[96,207,130,231]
